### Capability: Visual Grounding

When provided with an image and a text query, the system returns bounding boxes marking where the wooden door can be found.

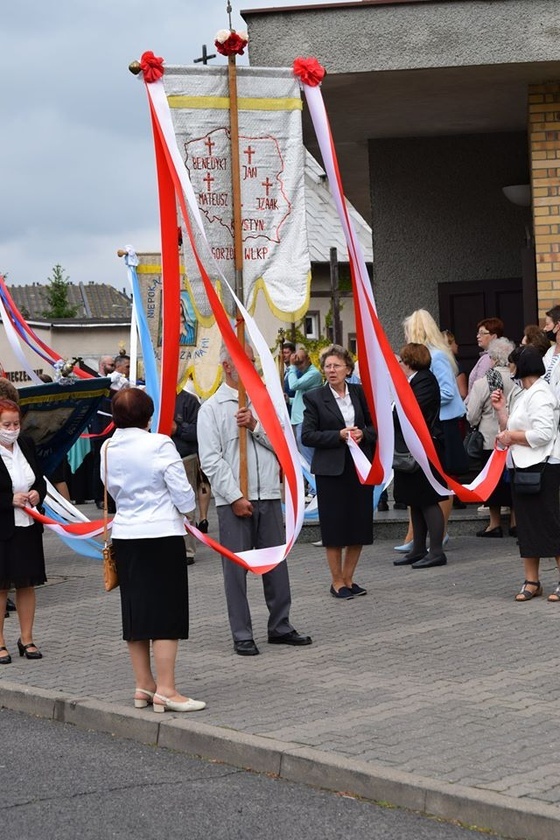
[438,278,524,375]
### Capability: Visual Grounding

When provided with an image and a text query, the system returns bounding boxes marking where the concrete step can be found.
[297,504,512,542]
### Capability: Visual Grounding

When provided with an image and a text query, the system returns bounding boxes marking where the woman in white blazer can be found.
[492,347,560,602]
[101,388,205,714]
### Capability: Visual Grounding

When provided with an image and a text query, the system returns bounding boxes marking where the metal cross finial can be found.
[226,1,233,30]
[194,44,216,65]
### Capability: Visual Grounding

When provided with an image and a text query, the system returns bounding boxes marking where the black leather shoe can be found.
[197,519,209,534]
[330,585,353,599]
[6,597,16,612]
[268,630,312,646]
[17,638,43,659]
[412,554,447,569]
[377,499,389,512]
[393,552,427,566]
[0,646,11,664]
[476,526,503,538]
[234,639,259,656]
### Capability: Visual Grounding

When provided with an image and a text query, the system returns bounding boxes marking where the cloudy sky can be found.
[1,0,328,290]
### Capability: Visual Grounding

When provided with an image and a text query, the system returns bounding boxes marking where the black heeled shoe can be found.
[197,519,209,534]
[0,646,11,664]
[17,638,43,660]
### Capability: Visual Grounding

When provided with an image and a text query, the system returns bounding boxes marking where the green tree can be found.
[42,264,78,318]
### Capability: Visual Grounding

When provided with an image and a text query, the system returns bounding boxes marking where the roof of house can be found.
[9,282,132,322]
[305,150,373,263]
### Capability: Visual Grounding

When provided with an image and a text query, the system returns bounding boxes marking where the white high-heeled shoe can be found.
[134,688,155,709]
[152,692,206,713]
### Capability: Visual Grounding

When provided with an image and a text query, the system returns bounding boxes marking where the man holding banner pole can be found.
[198,345,312,656]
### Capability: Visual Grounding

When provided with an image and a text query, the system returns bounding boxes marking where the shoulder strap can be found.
[103,445,110,546]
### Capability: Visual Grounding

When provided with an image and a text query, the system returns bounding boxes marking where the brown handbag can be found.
[102,446,119,592]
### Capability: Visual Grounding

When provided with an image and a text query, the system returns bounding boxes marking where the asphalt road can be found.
[1,709,508,840]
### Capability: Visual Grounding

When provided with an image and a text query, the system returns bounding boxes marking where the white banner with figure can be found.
[162,65,310,321]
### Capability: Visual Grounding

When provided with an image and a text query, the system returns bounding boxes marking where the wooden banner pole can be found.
[227,51,249,498]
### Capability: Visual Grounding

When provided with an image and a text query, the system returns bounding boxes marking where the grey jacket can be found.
[197,383,282,507]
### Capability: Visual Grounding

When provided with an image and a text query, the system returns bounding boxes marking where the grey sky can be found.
[0,0,326,290]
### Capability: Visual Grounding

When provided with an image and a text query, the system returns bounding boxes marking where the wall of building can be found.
[369,131,530,345]
[0,324,131,384]
[244,1,560,73]
[528,82,560,319]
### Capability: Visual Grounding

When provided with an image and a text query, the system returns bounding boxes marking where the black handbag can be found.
[392,450,419,473]
[512,463,546,495]
[464,426,485,469]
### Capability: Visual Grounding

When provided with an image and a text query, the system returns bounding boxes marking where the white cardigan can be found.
[507,379,560,468]
[101,427,195,539]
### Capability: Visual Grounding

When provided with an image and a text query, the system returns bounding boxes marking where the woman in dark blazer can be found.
[393,343,448,570]
[0,398,47,663]
[302,345,377,600]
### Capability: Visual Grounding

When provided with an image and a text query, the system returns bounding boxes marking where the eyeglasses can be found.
[324,363,346,371]
[477,329,490,336]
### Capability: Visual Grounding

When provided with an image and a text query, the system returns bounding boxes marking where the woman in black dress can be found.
[393,344,448,569]
[302,345,377,600]
[0,398,47,663]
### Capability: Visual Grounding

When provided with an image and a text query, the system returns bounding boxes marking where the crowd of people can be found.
[2,305,560,714]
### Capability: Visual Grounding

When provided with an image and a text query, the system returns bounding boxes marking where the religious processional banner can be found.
[19,378,111,476]
[161,65,311,323]
[135,252,223,398]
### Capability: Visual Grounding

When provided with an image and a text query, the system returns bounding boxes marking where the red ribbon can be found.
[293,57,326,87]
[140,51,164,83]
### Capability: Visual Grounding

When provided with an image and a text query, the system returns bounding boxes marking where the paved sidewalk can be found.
[2,503,560,840]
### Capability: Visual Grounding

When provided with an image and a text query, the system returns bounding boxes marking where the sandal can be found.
[547,582,560,603]
[515,580,543,602]
[0,646,11,665]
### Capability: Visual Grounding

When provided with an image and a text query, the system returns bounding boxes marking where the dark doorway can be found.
[438,278,524,375]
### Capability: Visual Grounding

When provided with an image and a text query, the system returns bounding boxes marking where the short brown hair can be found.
[545,305,560,325]
[112,388,153,429]
[319,344,355,373]
[477,317,504,338]
[400,343,431,371]
[523,324,551,357]
[0,380,19,403]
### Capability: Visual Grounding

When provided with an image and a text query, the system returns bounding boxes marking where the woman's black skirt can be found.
[512,463,560,558]
[0,524,46,590]
[316,449,373,547]
[112,536,189,641]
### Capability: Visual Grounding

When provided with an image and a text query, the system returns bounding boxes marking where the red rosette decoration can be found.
[140,51,165,83]
[214,29,248,57]
[293,57,326,87]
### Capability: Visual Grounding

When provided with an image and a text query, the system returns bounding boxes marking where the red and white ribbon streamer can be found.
[143,74,304,572]
[300,78,507,500]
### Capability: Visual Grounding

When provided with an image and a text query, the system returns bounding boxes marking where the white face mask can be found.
[0,428,20,446]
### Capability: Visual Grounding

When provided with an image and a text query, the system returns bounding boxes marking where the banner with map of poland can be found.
[161,65,310,321]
